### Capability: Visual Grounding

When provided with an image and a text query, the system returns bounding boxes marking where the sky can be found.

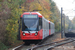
[53,0,75,20]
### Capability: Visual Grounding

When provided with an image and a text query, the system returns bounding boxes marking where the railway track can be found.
[12,44,36,50]
[12,39,47,50]
[12,32,75,50]
[12,33,55,50]
[12,38,75,50]
[27,38,75,50]
[12,44,23,50]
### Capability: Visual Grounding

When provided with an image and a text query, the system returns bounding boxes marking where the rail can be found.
[27,38,75,50]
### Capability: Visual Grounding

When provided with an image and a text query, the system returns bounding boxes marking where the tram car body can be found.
[18,12,55,44]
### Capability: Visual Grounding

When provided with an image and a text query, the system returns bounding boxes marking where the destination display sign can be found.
[23,15,38,18]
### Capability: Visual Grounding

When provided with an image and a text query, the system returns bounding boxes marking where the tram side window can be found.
[39,18,42,30]
[43,19,44,29]
[49,23,50,29]
[44,19,46,29]
[46,21,48,29]
[44,20,46,29]
[51,23,52,29]
[52,24,53,29]
[45,20,46,29]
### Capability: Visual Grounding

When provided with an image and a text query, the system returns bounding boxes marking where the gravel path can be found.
[52,30,75,50]
[53,41,75,50]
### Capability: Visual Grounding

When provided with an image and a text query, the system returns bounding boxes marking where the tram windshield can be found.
[22,15,39,31]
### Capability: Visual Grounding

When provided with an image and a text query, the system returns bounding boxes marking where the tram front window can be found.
[22,15,39,31]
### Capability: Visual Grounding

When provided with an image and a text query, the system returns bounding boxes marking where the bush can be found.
[0,41,8,50]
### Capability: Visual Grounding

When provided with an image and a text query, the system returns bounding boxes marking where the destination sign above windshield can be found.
[23,15,38,18]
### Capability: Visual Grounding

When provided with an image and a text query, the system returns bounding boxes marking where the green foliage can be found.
[49,0,61,32]
[50,1,56,12]
[0,0,69,48]
[4,0,61,47]
[72,17,75,29]
[0,41,8,50]
[4,0,24,46]
[0,0,3,2]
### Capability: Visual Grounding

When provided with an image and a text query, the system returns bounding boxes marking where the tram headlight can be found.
[35,32,38,36]
[23,32,25,36]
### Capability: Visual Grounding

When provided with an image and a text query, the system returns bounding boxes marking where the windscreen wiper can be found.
[28,30,30,33]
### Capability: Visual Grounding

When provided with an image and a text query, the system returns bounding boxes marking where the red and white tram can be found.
[18,12,55,44]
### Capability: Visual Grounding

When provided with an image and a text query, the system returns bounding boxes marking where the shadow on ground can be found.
[65,32,75,38]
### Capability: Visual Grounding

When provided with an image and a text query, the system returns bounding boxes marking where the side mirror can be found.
[18,20,19,23]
